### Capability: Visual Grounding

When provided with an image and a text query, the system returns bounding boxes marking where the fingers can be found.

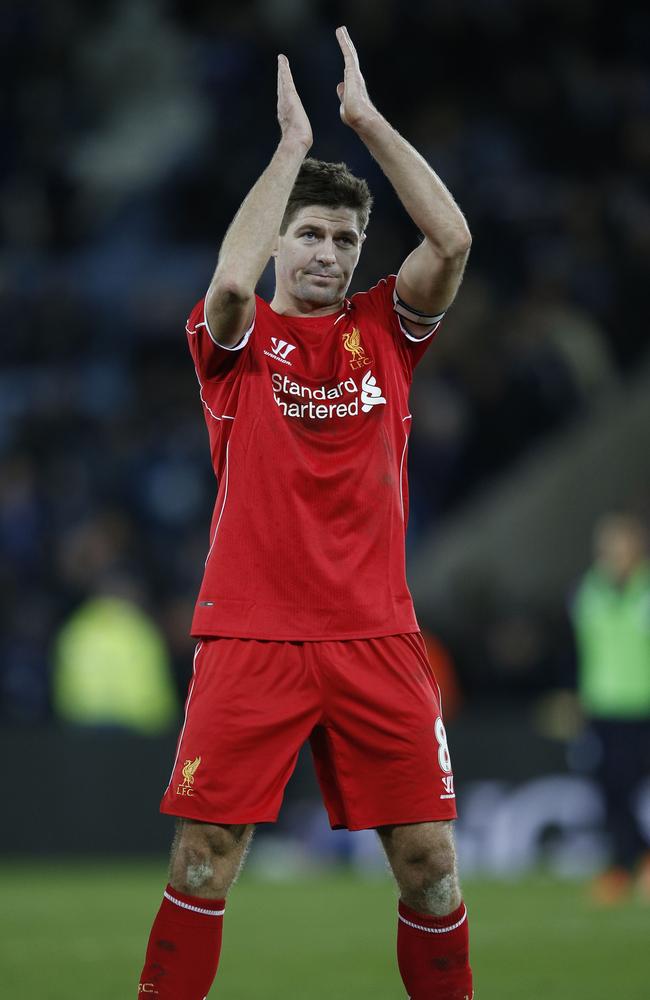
[277,56,282,96]
[336,25,359,66]
[276,54,313,147]
[277,53,290,86]
[277,53,298,101]
[278,54,295,84]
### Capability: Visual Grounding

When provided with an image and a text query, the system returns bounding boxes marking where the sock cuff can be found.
[164,884,226,917]
[398,899,467,934]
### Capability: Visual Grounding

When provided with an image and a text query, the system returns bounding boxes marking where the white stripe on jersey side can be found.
[436,673,445,716]
[399,415,412,521]
[192,364,234,422]
[165,641,203,791]
[204,440,230,568]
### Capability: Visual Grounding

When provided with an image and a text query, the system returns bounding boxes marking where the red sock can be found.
[138,884,225,998]
[397,899,473,1000]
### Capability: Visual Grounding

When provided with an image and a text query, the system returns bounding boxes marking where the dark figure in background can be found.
[571,512,650,904]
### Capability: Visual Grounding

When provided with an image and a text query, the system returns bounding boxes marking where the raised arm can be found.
[336,26,471,333]
[205,55,312,347]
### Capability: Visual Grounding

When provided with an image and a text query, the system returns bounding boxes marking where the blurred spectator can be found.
[52,574,178,734]
[570,512,650,903]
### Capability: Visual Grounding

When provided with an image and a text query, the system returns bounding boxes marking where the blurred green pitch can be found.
[1,861,647,999]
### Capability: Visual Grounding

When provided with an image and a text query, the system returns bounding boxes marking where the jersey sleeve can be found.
[185,297,255,381]
[355,274,443,374]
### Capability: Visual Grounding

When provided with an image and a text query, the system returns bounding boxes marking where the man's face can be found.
[595,516,647,583]
[273,205,363,309]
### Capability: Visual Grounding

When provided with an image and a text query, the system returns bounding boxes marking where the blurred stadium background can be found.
[2,0,649,997]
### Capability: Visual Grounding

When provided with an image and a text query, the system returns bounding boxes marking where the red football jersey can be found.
[186,274,441,640]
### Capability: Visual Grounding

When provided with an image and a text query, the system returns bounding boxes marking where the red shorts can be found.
[160,632,457,831]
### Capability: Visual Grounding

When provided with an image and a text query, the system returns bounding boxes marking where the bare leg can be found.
[169,819,255,898]
[138,821,255,997]
[379,821,472,999]
[378,820,461,915]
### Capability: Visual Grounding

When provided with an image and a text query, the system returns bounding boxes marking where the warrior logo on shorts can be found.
[177,755,201,796]
[441,775,455,798]
[342,327,373,370]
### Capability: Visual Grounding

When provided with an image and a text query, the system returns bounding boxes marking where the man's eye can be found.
[338,237,353,246]
[302,232,316,240]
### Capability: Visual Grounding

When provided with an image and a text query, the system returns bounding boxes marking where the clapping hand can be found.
[277,53,313,151]
[336,26,379,132]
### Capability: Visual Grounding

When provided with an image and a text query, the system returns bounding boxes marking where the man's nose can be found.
[315,239,336,264]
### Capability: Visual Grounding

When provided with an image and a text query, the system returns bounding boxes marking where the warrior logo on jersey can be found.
[342,327,372,370]
[177,755,201,796]
[264,338,297,366]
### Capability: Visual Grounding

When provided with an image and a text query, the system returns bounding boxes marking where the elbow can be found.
[441,224,472,260]
[457,224,472,255]
[207,276,253,311]
[424,214,472,261]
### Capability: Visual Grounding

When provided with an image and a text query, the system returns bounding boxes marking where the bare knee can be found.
[169,820,253,898]
[378,820,461,916]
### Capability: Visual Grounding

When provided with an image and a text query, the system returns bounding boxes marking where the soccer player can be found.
[138,26,472,1000]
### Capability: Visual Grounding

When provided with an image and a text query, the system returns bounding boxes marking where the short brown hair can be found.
[280,158,373,235]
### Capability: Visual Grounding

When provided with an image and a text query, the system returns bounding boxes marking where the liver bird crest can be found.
[181,756,201,786]
[342,327,365,362]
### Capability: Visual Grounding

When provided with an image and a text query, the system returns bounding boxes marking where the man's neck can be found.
[269,292,345,317]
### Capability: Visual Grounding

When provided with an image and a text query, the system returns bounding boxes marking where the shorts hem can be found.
[331,809,458,832]
[160,802,280,825]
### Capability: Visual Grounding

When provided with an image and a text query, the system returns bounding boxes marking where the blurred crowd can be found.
[1,0,650,723]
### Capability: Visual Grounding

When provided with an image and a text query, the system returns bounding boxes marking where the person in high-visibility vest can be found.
[571,512,650,904]
[53,591,178,735]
